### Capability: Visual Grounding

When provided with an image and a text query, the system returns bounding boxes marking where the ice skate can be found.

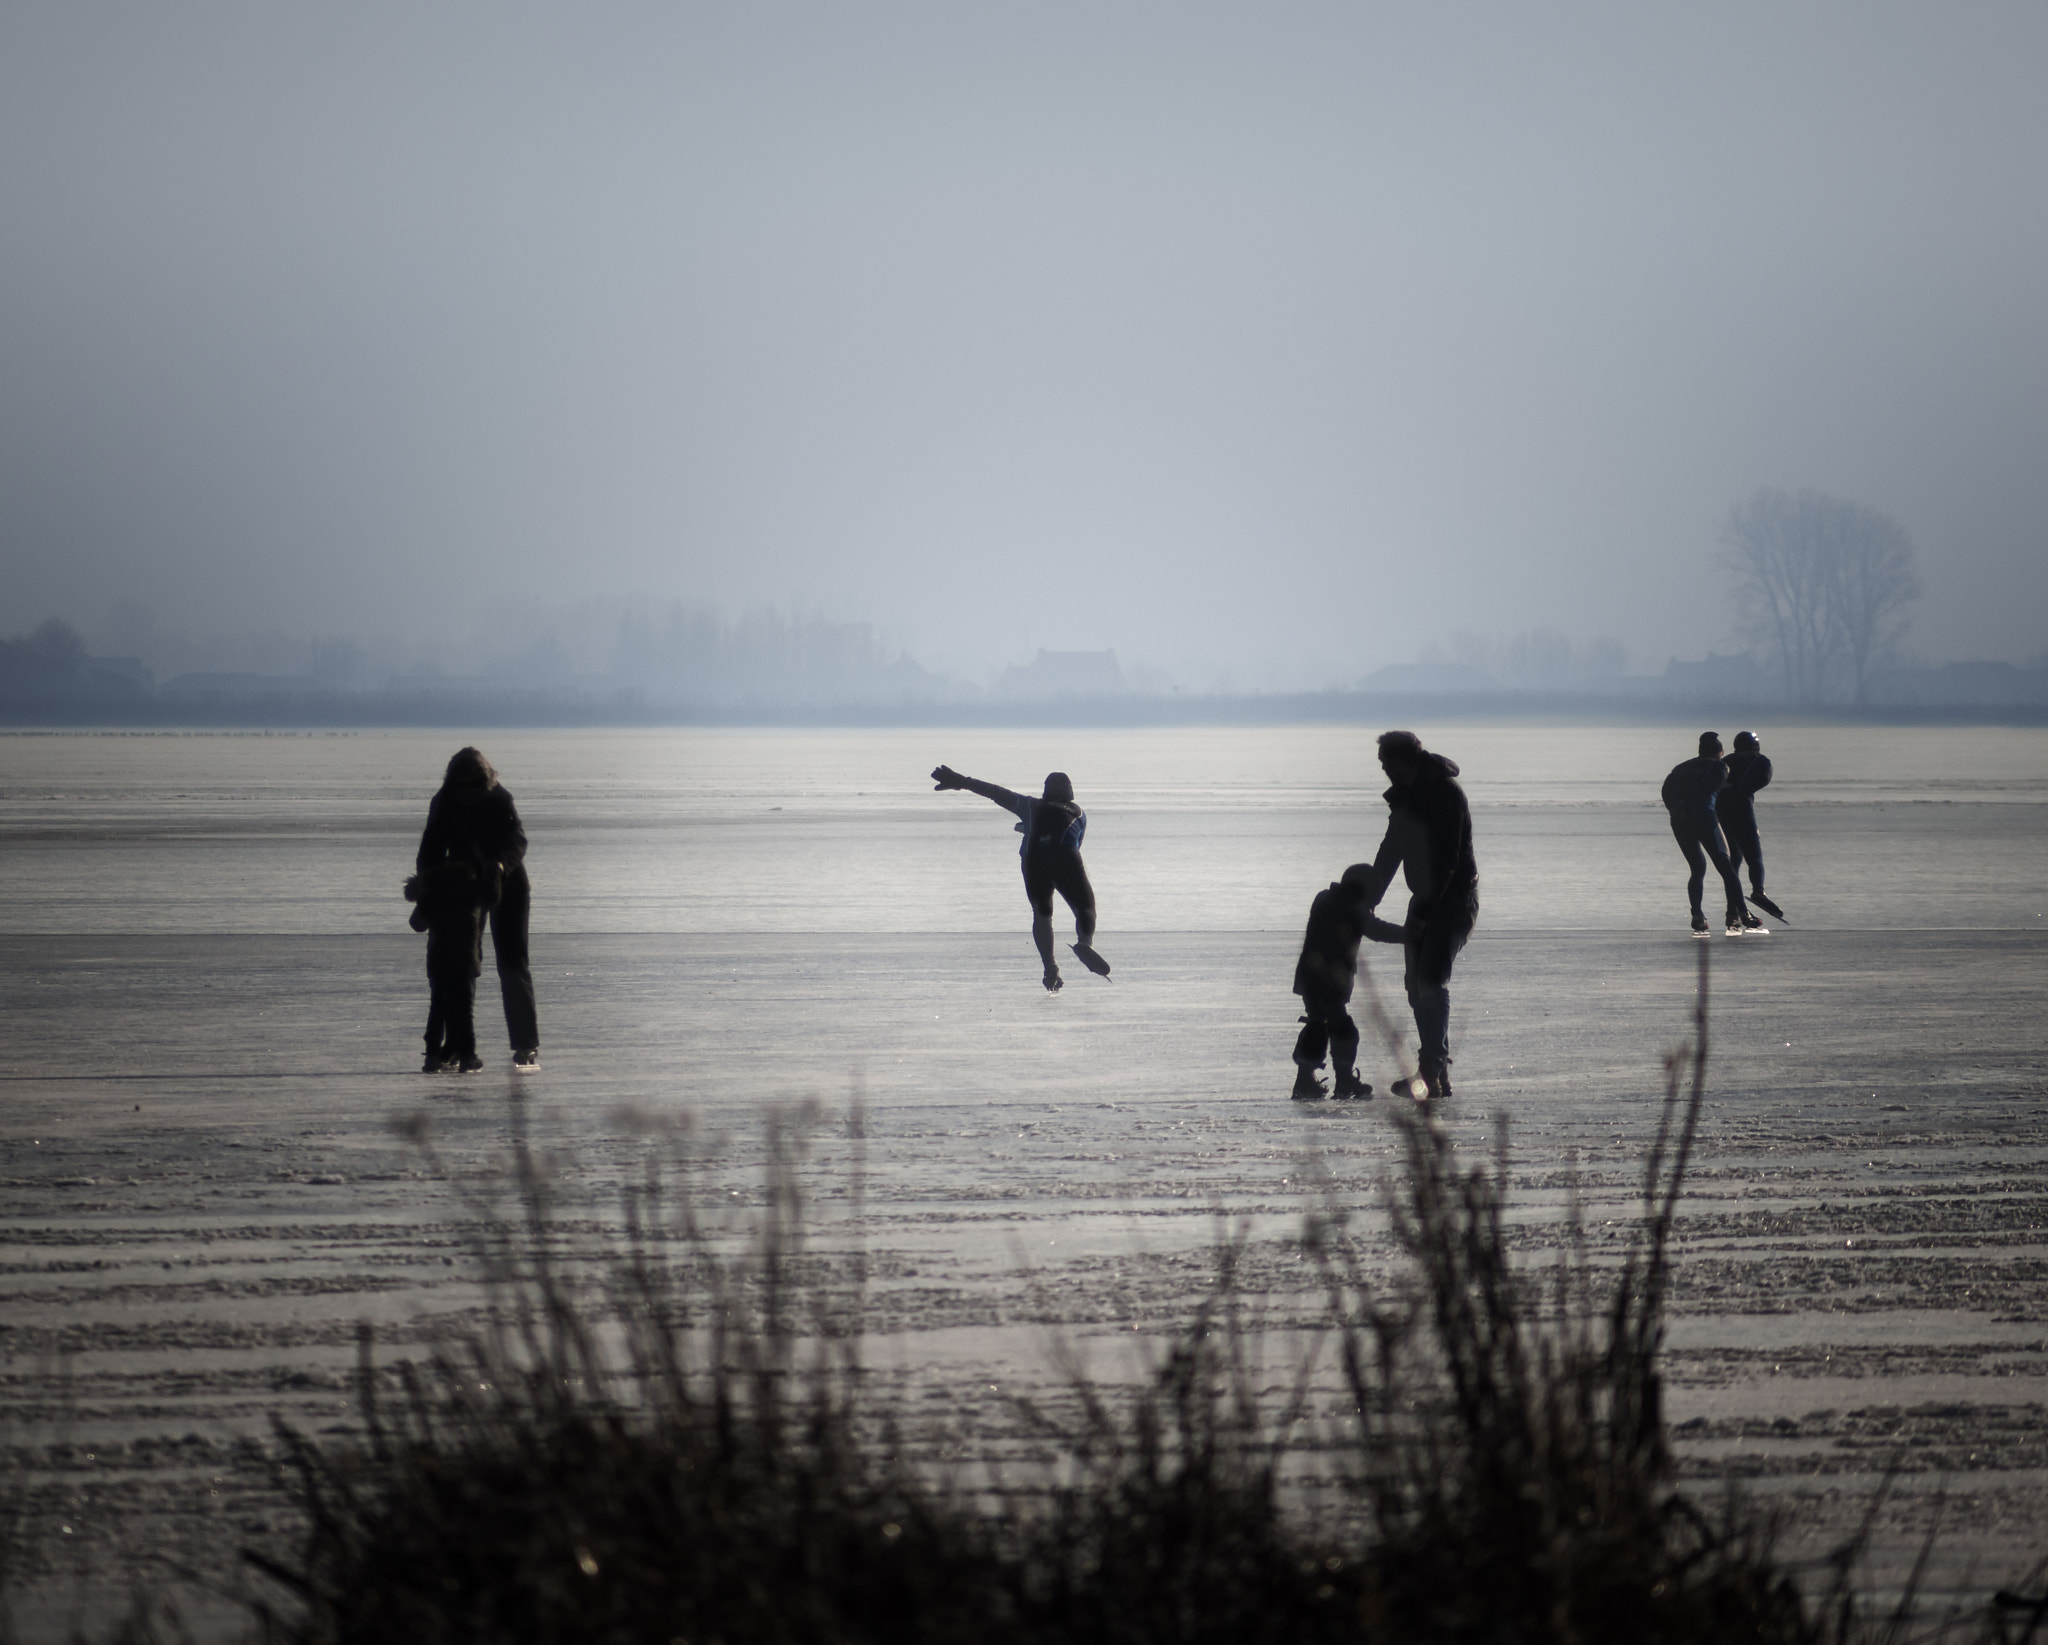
[422,1050,447,1074]
[1747,889,1787,922]
[513,1048,540,1071]
[1071,942,1111,978]
[1331,1069,1373,1100]
[1690,911,1711,939]
[1291,1065,1328,1101]
[1740,912,1769,935]
[1725,912,1748,937]
[1042,965,1063,992]
[457,1052,484,1073]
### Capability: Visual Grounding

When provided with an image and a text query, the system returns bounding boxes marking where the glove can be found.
[931,764,964,791]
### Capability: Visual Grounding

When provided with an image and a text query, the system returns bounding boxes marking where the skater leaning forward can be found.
[1358,730,1479,1102]
[1290,864,1403,1101]
[1660,732,1758,937]
[931,764,1111,991]
[1720,730,1784,922]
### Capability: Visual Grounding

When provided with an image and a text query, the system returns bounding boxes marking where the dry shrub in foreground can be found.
[245,959,2041,1645]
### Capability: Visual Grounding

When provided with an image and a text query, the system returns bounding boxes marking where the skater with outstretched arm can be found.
[1357,730,1479,1101]
[931,764,1110,992]
[1720,730,1783,923]
[1661,731,1751,938]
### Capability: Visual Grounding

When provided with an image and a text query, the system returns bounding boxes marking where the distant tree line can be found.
[1720,487,1920,705]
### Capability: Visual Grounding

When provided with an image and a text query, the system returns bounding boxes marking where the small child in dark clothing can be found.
[1292,863,1405,1100]
[404,855,499,1073]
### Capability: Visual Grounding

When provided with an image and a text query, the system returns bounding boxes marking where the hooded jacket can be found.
[1660,756,1729,822]
[1363,753,1479,929]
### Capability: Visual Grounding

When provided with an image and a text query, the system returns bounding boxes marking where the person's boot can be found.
[1725,909,1748,937]
[1332,1069,1373,1100]
[1291,1064,1327,1100]
[1425,1058,1453,1100]
[1690,910,1710,938]
[1071,942,1111,978]
[1042,964,1064,992]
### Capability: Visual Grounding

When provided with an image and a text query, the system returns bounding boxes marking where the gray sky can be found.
[3,3,2044,687]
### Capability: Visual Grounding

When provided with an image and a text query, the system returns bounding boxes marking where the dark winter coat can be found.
[1719,750,1773,830]
[404,858,495,977]
[416,781,528,881]
[1363,753,1480,932]
[1293,876,1405,1003]
[1661,755,1730,822]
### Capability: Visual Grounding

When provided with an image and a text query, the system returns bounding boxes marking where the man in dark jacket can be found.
[415,747,540,1069]
[931,764,1110,992]
[1359,730,1479,1101]
[1661,732,1749,938]
[1720,730,1776,920]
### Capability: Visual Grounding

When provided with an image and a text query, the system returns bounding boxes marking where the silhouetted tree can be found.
[1719,487,1918,704]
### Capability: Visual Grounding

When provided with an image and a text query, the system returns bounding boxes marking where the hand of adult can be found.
[931,764,963,790]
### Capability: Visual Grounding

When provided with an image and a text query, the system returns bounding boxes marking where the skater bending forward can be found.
[1660,731,1752,936]
[1359,730,1480,1101]
[931,764,1110,991]
[1291,863,1403,1100]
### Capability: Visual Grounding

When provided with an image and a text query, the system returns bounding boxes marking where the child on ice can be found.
[404,853,499,1073]
[1291,863,1404,1100]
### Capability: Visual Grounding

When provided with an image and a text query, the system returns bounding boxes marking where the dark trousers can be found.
[1404,910,1472,1070]
[425,941,478,1061]
[490,867,540,1053]
[1293,990,1359,1075]
[1721,804,1764,894]
[1670,816,1747,920]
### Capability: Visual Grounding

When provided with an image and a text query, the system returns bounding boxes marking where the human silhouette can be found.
[415,747,541,1068]
[931,764,1109,991]
[1359,730,1479,1101]
[1661,731,1750,937]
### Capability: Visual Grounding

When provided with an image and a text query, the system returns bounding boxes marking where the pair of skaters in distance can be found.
[934,729,1478,1106]
[1660,729,1784,939]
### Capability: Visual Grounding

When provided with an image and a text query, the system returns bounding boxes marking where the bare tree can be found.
[1719,487,1918,704]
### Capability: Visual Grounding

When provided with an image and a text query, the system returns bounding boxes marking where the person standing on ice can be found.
[1289,863,1403,1101]
[1719,729,1782,923]
[1660,731,1751,938]
[1358,730,1479,1102]
[930,764,1110,992]
[415,746,541,1069]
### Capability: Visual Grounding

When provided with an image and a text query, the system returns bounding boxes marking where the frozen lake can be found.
[3,722,2047,1629]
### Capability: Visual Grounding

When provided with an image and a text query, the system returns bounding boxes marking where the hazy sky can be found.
[3,3,2044,686]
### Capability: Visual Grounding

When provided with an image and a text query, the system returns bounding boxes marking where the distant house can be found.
[1654,652,1771,703]
[992,649,1126,700]
[1356,663,1499,696]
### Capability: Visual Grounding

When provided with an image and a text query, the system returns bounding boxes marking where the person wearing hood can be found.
[1720,730,1779,920]
[930,763,1110,992]
[414,746,541,1069]
[1660,731,1752,937]
[1358,730,1479,1101]
[1290,862,1404,1100]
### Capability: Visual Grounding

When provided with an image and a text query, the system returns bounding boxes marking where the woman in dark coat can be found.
[416,746,540,1070]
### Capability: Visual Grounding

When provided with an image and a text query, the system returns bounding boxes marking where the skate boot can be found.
[457,1052,485,1073]
[1071,943,1112,978]
[513,1048,540,1071]
[1042,964,1064,992]
[1690,911,1710,938]
[1725,910,1747,937]
[1331,1069,1374,1100]
[423,1050,447,1074]
[1291,1064,1328,1101]
[1740,911,1769,935]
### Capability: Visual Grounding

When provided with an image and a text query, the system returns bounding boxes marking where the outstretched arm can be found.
[931,765,1031,820]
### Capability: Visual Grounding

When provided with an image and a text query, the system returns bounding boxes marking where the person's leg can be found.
[1726,813,1764,895]
[1054,852,1110,976]
[1292,1003,1330,1097]
[1328,1006,1370,1097]
[1702,825,1747,925]
[1672,819,1708,919]
[1405,917,1470,1096]
[1022,856,1062,990]
[490,867,539,1054]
